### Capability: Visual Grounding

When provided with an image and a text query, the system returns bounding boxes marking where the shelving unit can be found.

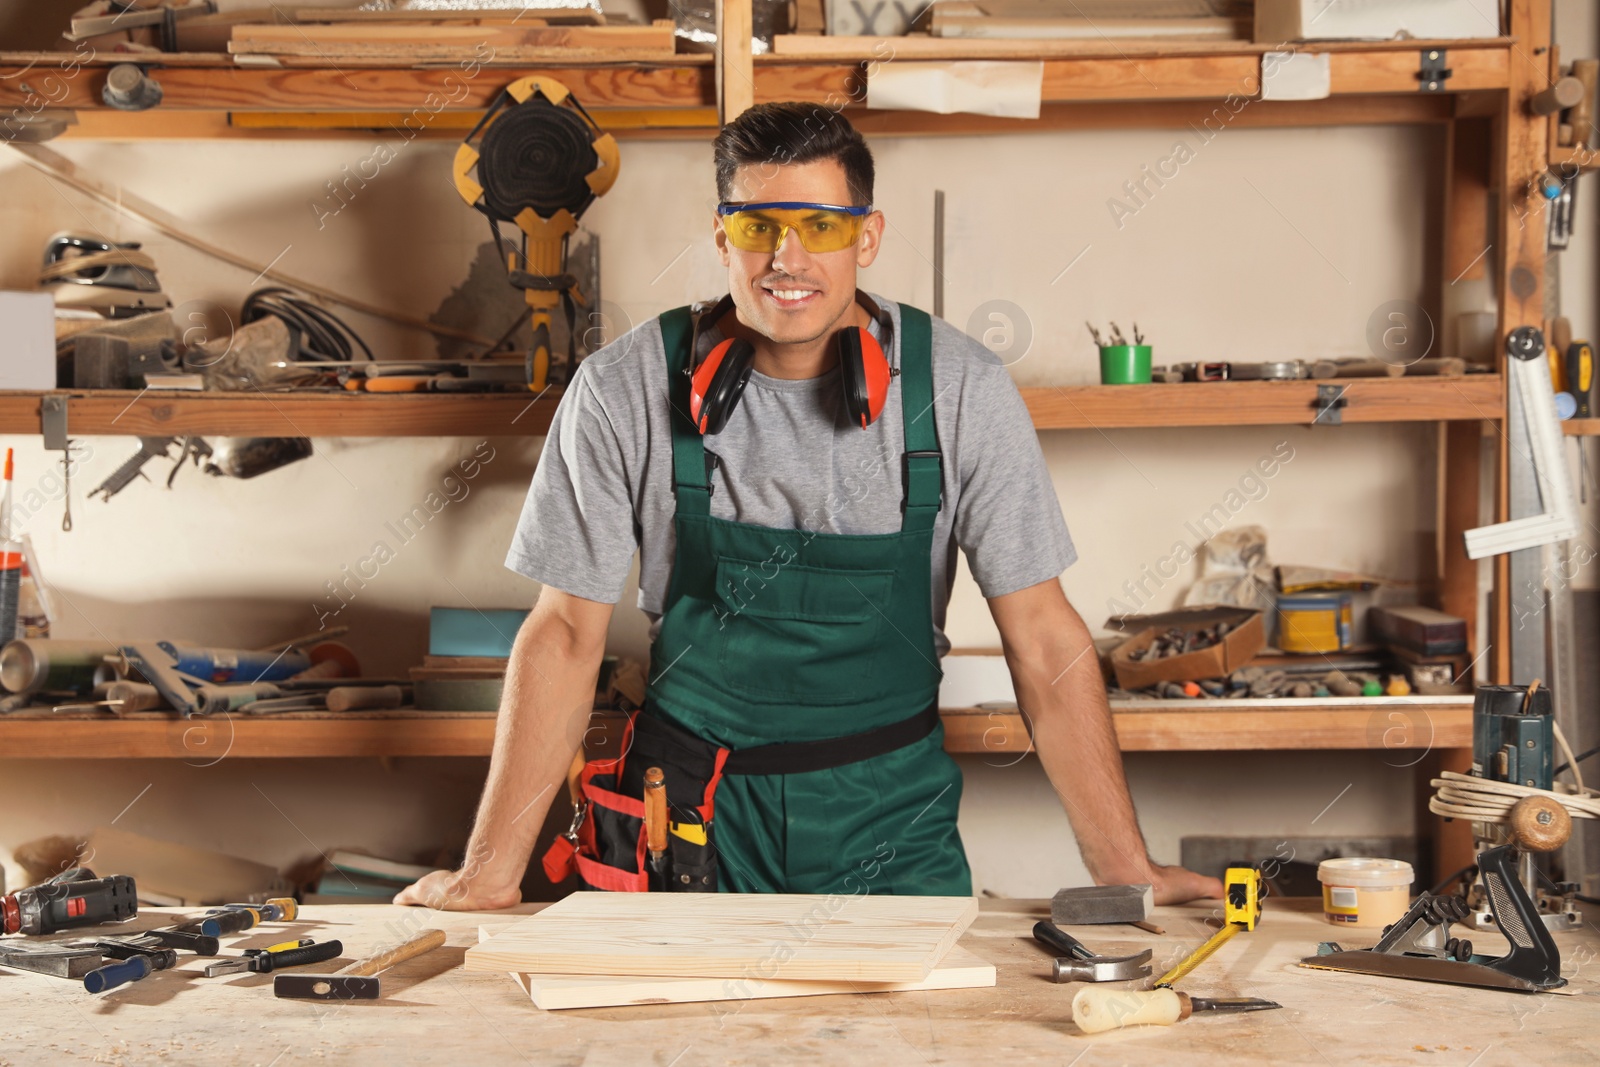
[0,3,1562,882]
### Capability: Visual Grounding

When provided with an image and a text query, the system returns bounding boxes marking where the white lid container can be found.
[1318,857,1414,888]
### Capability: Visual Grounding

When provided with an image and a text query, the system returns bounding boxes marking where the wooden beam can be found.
[0,61,714,112]
[1439,118,1493,662]
[0,700,1474,759]
[1022,376,1503,430]
[0,391,559,438]
[715,0,753,124]
[0,378,1503,438]
[942,700,1473,753]
[771,35,1515,62]
[1491,0,1554,684]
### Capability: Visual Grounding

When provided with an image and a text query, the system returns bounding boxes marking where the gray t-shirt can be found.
[505,294,1076,658]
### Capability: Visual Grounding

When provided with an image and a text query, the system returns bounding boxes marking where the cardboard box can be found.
[1255,0,1501,42]
[1108,606,1265,690]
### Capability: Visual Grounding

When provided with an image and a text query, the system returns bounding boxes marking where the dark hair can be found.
[713,103,875,206]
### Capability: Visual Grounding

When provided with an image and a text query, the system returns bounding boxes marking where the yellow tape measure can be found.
[1154,866,1263,988]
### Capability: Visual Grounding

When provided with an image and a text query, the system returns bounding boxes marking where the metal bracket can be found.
[1311,384,1348,426]
[1418,49,1451,92]
[40,395,68,450]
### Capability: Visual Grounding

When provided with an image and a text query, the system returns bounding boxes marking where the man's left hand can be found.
[1150,864,1225,905]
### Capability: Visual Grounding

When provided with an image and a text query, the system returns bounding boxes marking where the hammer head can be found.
[1051,948,1153,984]
[274,974,380,1001]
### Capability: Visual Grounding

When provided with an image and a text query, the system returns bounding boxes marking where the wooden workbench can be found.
[6,897,1595,1064]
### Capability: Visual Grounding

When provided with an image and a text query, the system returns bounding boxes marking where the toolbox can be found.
[1107,607,1265,689]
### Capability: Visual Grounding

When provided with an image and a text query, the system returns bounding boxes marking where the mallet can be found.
[274,928,446,1001]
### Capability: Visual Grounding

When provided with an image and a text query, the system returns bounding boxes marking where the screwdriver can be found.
[204,938,343,977]
[174,897,297,936]
[1073,986,1281,1033]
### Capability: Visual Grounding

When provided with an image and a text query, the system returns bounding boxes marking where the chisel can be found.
[1073,986,1281,1033]
[644,766,669,888]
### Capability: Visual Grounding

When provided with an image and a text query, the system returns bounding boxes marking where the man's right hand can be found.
[393,869,521,911]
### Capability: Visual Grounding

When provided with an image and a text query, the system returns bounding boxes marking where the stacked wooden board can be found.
[227,14,677,65]
[467,893,993,1010]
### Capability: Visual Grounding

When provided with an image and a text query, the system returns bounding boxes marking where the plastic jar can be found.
[1318,858,1414,927]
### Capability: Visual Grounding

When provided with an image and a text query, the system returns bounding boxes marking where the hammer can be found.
[274,929,446,1001]
[1033,920,1153,983]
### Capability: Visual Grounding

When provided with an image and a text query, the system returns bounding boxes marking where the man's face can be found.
[714,158,884,347]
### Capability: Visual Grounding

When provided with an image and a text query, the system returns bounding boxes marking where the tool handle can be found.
[205,908,259,935]
[263,897,298,923]
[644,766,668,855]
[84,955,152,994]
[1072,986,1190,1034]
[265,939,343,972]
[347,929,446,977]
[1032,920,1092,960]
[1508,795,1572,852]
[566,748,586,804]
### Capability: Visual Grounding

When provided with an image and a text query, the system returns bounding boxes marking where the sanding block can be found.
[1051,884,1153,926]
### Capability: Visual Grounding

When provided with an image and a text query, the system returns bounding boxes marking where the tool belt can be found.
[541,701,940,892]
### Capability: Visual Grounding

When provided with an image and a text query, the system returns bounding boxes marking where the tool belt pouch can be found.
[541,711,727,893]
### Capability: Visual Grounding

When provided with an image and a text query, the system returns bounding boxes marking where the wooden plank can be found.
[231,24,672,49]
[944,699,1474,753]
[1562,417,1600,435]
[1492,0,1553,685]
[0,378,1500,439]
[481,926,996,1009]
[291,8,606,25]
[1020,376,1504,429]
[841,95,1454,136]
[0,390,559,438]
[0,702,1472,759]
[0,62,714,112]
[771,35,1514,62]
[228,23,676,59]
[0,710,500,759]
[717,0,754,122]
[464,893,979,982]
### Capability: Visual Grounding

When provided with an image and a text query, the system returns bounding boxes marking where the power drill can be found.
[1,868,138,936]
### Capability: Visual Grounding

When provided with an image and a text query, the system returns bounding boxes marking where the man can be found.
[399,103,1220,908]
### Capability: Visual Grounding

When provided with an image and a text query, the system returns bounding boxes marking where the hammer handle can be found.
[347,928,446,977]
[1033,920,1093,960]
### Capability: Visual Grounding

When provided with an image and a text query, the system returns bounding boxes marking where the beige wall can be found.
[2,6,1595,895]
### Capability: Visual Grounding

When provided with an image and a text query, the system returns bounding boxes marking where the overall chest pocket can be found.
[714,556,898,705]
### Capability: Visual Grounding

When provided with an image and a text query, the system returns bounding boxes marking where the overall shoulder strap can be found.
[897,304,942,533]
[660,306,711,517]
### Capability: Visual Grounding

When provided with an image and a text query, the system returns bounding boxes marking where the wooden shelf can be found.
[0,376,1502,438]
[0,36,1511,128]
[1023,376,1502,429]
[0,698,1470,759]
[1550,145,1599,173]
[1562,417,1600,436]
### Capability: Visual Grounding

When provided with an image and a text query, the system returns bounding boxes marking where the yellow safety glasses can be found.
[716,201,871,254]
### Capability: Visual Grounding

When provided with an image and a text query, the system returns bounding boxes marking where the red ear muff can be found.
[690,338,755,435]
[837,327,891,429]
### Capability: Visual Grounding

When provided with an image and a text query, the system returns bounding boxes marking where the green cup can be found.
[1099,345,1153,385]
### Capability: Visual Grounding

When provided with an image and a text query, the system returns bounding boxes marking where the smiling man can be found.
[399,103,1220,908]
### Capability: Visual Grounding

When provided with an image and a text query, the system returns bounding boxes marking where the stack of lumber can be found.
[467,893,992,1010]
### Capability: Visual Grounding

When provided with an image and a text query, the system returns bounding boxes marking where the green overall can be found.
[643,303,971,896]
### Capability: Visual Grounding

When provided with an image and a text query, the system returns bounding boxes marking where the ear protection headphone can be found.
[688,291,895,435]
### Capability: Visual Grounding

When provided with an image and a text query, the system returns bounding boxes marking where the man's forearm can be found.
[1008,609,1156,885]
[458,609,605,895]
